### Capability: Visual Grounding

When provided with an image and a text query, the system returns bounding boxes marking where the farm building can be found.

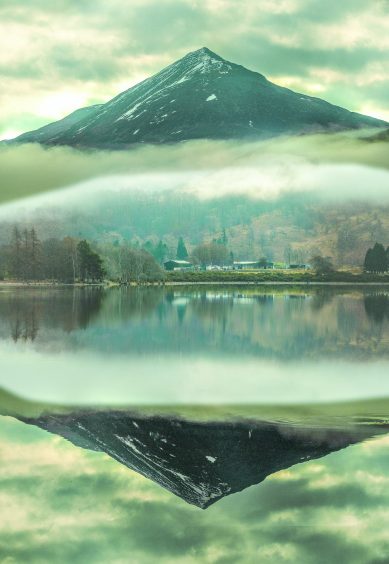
[164,260,193,271]
[233,261,274,270]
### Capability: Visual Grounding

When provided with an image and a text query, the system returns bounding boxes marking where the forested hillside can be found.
[1,191,388,267]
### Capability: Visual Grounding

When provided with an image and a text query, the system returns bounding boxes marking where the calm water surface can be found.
[0,286,389,563]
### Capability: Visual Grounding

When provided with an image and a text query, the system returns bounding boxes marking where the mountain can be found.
[13,47,387,149]
[15,408,388,508]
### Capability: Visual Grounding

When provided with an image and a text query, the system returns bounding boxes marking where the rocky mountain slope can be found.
[13,48,387,148]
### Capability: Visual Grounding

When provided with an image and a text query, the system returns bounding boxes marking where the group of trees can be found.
[141,239,169,265]
[126,236,188,265]
[108,244,163,283]
[167,233,232,267]
[191,242,231,267]
[176,237,189,260]
[310,255,335,275]
[3,225,388,283]
[0,227,163,283]
[0,228,107,282]
[8,227,42,280]
[283,244,306,265]
[364,243,389,273]
[124,234,232,269]
[77,240,106,282]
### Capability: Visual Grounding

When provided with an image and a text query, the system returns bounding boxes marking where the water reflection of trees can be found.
[1,287,389,359]
[116,288,389,361]
[102,287,165,322]
[0,288,105,341]
[188,292,234,321]
[364,294,389,324]
[310,289,335,311]
[10,304,39,342]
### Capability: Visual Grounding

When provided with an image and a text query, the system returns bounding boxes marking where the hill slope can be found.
[13,47,387,149]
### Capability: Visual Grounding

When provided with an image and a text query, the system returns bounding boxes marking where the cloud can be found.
[0,132,388,207]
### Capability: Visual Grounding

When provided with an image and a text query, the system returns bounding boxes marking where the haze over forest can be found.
[1,129,389,267]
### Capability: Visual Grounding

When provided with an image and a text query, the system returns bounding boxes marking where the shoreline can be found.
[1,280,389,288]
[164,280,389,286]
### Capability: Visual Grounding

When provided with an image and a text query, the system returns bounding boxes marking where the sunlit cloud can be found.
[36,92,90,120]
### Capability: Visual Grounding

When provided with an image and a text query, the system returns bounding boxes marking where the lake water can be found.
[1,285,389,563]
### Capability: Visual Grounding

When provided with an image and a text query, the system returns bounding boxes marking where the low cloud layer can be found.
[0,132,388,210]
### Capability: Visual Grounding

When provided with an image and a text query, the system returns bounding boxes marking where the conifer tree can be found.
[77,240,106,282]
[364,248,374,272]
[364,243,387,273]
[176,237,188,260]
[154,240,168,264]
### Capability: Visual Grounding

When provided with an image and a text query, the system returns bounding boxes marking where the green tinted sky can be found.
[0,0,388,140]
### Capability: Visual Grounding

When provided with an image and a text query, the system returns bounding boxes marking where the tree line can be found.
[0,227,233,282]
[139,232,233,267]
[175,230,234,266]
[364,243,389,273]
[1,227,387,283]
[0,227,106,282]
[0,227,164,283]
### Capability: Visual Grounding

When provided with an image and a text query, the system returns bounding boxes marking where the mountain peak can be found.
[178,46,229,72]
[12,49,387,149]
[189,46,223,59]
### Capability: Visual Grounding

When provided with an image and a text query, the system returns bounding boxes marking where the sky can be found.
[0,0,388,140]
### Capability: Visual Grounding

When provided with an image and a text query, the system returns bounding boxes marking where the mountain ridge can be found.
[11,47,387,149]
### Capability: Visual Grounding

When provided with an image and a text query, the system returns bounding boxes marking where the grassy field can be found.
[164,269,389,284]
[1,269,389,286]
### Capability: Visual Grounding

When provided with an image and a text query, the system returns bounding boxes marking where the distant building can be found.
[288,264,311,270]
[164,260,193,271]
[233,261,274,270]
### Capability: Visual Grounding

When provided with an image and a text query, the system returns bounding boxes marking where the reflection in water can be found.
[1,287,389,562]
[1,287,105,341]
[0,286,388,360]
[10,304,39,342]
[364,293,389,323]
[2,394,388,509]
[2,411,389,564]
